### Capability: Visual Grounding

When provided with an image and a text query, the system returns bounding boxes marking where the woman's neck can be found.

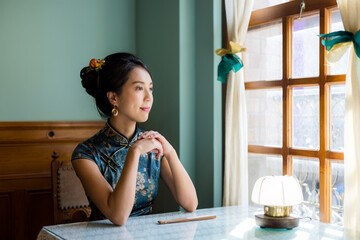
[109,117,136,140]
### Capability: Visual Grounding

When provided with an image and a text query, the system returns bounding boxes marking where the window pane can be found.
[328,9,349,75]
[330,84,345,151]
[292,86,319,149]
[253,0,290,11]
[244,22,282,82]
[330,161,344,226]
[292,157,320,220]
[246,88,283,147]
[248,153,283,205]
[292,14,320,78]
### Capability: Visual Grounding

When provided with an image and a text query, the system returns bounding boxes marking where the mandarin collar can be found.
[104,120,140,147]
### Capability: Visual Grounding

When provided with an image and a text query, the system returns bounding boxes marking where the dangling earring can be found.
[112,105,118,117]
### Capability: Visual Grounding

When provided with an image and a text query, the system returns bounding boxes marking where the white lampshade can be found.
[251,175,303,206]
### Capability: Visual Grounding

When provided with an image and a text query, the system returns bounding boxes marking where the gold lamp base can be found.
[264,206,292,217]
[255,214,299,230]
[255,206,299,230]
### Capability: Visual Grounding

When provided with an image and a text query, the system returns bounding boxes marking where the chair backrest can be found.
[51,152,91,224]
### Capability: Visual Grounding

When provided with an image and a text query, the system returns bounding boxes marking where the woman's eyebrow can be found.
[131,81,153,85]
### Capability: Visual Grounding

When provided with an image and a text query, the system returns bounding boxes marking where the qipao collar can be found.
[104,120,141,147]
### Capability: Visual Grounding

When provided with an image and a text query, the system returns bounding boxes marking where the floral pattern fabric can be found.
[72,121,161,220]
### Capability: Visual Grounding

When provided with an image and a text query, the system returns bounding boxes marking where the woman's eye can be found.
[136,86,143,90]
[150,87,153,92]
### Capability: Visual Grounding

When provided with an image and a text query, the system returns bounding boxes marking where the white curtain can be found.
[223,0,253,206]
[338,0,360,232]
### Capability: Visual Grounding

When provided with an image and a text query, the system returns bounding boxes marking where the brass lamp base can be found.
[264,206,292,217]
[255,214,299,230]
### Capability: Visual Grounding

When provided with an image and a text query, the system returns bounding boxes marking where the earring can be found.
[112,105,118,117]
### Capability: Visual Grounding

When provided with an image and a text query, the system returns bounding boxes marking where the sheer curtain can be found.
[337,0,360,232]
[222,0,253,206]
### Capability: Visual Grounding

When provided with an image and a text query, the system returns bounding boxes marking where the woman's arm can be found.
[160,152,198,212]
[72,138,163,226]
[138,131,198,212]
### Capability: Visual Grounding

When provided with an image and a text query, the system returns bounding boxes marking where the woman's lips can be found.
[140,107,151,112]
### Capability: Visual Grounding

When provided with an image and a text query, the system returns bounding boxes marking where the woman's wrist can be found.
[164,147,177,160]
[128,146,141,158]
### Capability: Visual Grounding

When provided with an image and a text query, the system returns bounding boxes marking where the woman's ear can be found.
[107,92,118,106]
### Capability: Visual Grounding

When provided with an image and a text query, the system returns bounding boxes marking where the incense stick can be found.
[158,215,216,224]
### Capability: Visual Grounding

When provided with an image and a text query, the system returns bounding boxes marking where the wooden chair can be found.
[51,152,91,224]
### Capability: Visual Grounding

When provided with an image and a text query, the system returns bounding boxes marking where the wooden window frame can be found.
[245,0,343,223]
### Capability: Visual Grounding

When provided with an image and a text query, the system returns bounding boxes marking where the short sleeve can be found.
[71,142,96,162]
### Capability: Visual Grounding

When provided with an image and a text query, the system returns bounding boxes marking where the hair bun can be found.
[80,67,99,98]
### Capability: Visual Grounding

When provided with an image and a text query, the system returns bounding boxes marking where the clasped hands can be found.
[132,131,174,160]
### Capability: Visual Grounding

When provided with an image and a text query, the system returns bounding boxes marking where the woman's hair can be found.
[80,53,151,118]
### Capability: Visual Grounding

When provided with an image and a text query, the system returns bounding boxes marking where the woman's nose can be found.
[144,89,153,101]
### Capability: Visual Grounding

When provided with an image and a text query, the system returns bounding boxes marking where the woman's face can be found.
[115,67,153,123]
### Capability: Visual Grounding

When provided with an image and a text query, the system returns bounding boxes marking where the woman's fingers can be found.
[133,137,163,160]
[149,138,163,159]
[138,131,162,140]
[137,130,174,157]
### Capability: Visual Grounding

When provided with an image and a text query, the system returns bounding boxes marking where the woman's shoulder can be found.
[72,125,106,160]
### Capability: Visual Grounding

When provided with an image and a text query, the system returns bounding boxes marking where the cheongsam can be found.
[71,120,161,221]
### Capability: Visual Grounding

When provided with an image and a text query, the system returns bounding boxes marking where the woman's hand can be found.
[138,131,174,157]
[131,137,164,159]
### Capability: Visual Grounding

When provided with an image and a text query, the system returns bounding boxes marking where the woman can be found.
[72,53,198,226]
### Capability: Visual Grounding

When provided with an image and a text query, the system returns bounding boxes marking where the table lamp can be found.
[251,175,303,230]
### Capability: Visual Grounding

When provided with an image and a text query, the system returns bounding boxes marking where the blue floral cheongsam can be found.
[71,120,161,221]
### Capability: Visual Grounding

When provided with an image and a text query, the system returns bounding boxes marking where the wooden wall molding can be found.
[0,121,104,192]
[0,121,105,144]
[0,121,104,240]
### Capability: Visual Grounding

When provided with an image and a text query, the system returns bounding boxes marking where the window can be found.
[245,0,347,224]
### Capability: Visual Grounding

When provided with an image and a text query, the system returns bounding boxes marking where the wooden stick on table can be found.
[158,215,216,224]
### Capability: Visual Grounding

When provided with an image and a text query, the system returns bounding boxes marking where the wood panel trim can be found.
[0,121,104,192]
[0,121,105,144]
[0,172,49,180]
[0,121,105,129]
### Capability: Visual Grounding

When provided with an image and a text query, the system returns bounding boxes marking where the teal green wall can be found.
[0,0,136,121]
[1,0,222,211]
[194,0,223,208]
[136,0,222,211]
[136,0,180,213]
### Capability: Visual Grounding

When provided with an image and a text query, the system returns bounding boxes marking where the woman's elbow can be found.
[109,215,128,226]
[183,198,198,212]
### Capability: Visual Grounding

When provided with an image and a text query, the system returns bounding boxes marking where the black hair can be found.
[80,53,151,118]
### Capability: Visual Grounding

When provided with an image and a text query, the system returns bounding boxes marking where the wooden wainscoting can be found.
[0,121,104,240]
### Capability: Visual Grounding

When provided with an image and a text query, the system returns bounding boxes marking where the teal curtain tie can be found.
[217,54,243,83]
[319,30,360,58]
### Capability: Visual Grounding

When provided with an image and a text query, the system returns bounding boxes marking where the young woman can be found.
[72,53,198,226]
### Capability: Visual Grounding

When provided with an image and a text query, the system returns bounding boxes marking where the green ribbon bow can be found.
[319,30,360,59]
[217,54,243,83]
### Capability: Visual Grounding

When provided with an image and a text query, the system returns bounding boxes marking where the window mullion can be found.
[282,16,291,175]
[319,7,331,223]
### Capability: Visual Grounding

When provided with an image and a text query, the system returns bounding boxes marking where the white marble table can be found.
[37,206,355,240]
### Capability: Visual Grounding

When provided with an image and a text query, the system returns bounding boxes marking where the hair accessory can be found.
[112,105,119,117]
[89,58,105,71]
